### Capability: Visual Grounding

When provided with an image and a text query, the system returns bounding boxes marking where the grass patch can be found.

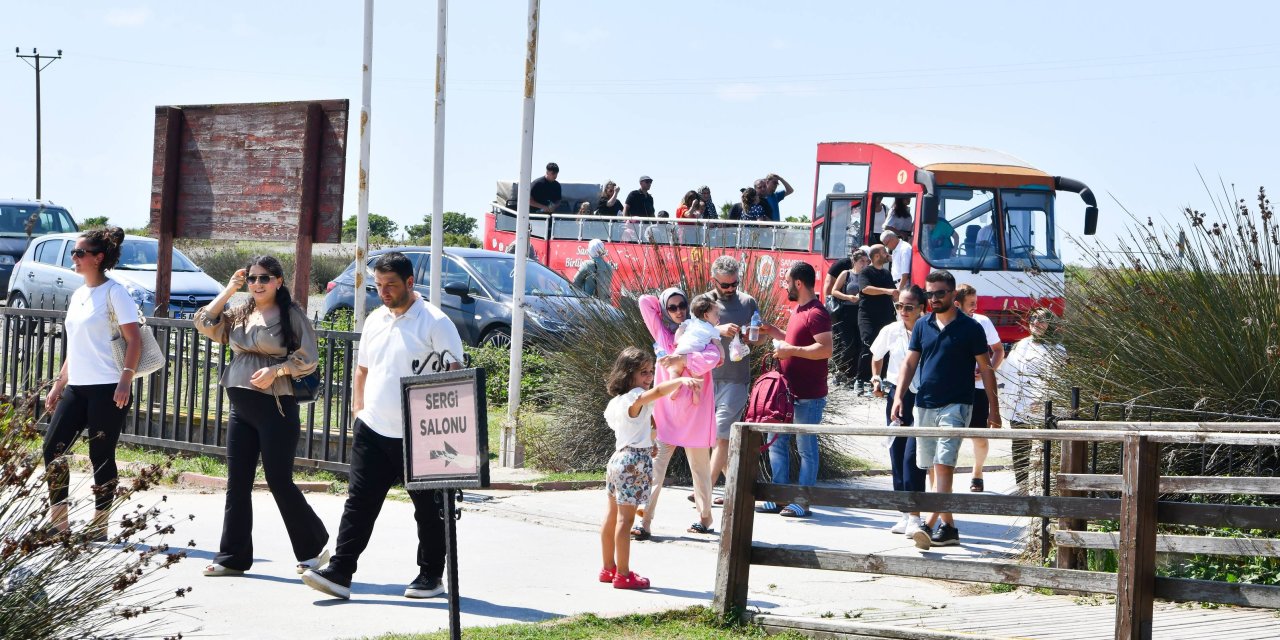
[529,470,605,484]
[356,606,802,639]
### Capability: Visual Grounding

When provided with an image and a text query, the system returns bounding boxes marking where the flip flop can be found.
[687,522,716,535]
[630,526,651,541]
[778,503,810,518]
[755,501,783,514]
[970,477,984,492]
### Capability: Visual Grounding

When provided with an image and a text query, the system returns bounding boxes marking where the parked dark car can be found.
[320,247,604,347]
[0,200,79,292]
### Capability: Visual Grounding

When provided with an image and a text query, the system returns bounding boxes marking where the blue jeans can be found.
[769,397,827,494]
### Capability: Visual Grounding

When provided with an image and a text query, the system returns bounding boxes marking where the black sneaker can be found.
[404,572,446,599]
[302,565,352,600]
[930,523,961,546]
[911,523,933,550]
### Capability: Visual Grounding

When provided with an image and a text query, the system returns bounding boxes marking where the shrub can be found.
[465,344,551,409]
[0,392,191,638]
[521,243,858,480]
[180,241,355,294]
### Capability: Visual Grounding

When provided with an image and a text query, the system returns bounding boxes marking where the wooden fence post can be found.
[1057,389,1087,571]
[1115,434,1159,640]
[713,423,762,623]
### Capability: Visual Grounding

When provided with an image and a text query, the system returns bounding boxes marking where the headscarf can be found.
[658,287,686,334]
[587,238,606,259]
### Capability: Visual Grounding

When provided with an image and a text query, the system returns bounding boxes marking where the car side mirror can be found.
[1084,206,1098,235]
[922,195,939,225]
[443,281,471,298]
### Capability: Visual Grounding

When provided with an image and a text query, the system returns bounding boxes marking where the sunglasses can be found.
[245,275,276,285]
[925,289,953,299]
[666,302,689,313]
[69,249,102,258]
[893,303,918,312]
[715,279,739,290]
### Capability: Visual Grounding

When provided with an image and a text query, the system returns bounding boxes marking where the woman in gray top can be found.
[195,255,329,578]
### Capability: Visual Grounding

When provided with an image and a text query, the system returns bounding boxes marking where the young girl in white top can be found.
[600,346,701,590]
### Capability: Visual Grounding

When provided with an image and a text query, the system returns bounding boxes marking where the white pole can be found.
[502,0,540,468]
[353,0,374,331]
[429,0,447,308]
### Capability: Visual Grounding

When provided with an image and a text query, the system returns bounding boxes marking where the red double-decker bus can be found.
[483,142,1097,341]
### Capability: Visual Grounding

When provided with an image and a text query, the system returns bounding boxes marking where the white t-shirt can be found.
[890,242,912,283]
[972,313,1001,390]
[997,337,1065,424]
[65,281,140,386]
[672,318,719,356]
[603,387,654,450]
[356,295,466,438]
[869,320,918,394]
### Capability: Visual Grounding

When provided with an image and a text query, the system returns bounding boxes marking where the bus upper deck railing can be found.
[712,421,1280,639]
[490,204,815,252]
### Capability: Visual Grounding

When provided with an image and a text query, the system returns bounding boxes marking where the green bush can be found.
[179,241,355,294]
[465,344,551,409]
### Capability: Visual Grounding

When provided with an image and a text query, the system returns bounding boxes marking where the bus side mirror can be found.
[1084,206,1098,235]
[922,195,939,225]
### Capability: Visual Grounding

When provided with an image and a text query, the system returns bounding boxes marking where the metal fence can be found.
[0,306,361,472]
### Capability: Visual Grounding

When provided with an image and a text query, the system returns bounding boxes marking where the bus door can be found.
[817,193,866,260]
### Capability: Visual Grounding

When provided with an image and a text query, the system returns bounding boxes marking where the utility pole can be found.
[15,48,62,200]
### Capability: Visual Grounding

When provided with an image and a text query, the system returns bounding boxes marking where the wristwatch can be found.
[275,367,287,379]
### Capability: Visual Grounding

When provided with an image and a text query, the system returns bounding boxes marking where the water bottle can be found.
[748,311,762,342]
[750,311,761,327]
[653,341,667,359]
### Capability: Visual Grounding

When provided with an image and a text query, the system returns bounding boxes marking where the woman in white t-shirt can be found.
[43,227,142,540]
[869,285,928,536]
[599,347,701,590]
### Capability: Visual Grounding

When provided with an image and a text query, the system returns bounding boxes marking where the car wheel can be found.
[6,292,34,335]
[480,327,511,349]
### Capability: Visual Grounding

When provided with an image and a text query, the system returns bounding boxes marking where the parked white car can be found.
[6,233,222,317]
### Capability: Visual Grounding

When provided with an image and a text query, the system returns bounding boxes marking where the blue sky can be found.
[4,1,1279,262]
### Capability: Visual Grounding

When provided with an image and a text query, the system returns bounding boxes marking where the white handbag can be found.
[105,284,165,377]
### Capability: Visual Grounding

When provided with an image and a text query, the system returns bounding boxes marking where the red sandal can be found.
[599,567,616,583]
[612,571,651,590]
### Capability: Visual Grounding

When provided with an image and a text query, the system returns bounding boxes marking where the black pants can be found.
[44,383,129,511]
[329,420,446,580]
[858,310,894,382]
[215,388,328,570]
[884,384,926,493]
[831,306,865,382]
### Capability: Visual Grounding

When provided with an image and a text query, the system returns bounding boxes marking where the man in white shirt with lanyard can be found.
[303,252,464,601]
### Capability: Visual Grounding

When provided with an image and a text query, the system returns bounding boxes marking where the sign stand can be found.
[402,367,489,640]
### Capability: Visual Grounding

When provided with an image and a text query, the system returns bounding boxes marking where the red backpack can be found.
[744,368,795,426]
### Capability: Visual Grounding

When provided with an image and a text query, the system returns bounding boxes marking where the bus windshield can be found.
[921,188,1001,271]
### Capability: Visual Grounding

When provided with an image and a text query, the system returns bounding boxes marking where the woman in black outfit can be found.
[829,249,869,393]
[196,255,329,577]
[44,226,141,539]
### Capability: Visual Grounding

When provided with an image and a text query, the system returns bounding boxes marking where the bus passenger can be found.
[596,181,623,216]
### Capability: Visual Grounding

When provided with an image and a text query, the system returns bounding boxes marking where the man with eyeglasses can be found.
[891,269,1000,549]
[706,256,761,502]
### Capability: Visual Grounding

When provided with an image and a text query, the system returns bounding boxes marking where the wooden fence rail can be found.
[713,422,1280,640]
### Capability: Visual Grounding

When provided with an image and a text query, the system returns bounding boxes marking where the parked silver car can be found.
[6,233,222,317]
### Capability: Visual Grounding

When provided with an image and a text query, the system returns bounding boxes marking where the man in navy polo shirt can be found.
[891,270,1000,549]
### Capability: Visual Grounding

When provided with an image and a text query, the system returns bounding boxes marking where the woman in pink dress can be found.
[632,287,722,539]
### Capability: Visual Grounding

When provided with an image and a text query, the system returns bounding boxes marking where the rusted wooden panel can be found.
[148,100,348,244]
[1157,501,1280,531]
[750,546,1118,594]
[154,107,183,317]
[713,423,763,623]
[753,484,1119,520]
[1116,435,1158,640]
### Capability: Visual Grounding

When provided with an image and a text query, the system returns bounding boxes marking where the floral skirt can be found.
[606,447,653,506]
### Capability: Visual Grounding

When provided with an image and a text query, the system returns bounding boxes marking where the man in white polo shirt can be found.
[883,230,913,292]
[303,252,464,601]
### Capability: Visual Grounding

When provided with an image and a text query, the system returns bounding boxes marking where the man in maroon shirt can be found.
[757,262,833,518]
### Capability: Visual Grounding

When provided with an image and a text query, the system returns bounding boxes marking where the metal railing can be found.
[0,306,361,472]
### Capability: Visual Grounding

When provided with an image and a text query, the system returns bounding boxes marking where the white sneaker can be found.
[889,514,910,534]
[906,516,927,537]
[297,549,331,575]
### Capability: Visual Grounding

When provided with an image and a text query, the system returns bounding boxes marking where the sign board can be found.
[402,368,490,490]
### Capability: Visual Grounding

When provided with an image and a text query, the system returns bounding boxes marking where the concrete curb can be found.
[175,472,333,493]
[486,480,605,491]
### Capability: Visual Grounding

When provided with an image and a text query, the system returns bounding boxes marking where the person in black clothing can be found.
[698,186,718,219]
[857,244,897,385]
[596,180,623,216]
[624,176,656,217]
[829,249,870,393]
[530,162,561,213]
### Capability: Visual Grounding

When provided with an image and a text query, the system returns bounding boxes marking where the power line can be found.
[15,47,62,199]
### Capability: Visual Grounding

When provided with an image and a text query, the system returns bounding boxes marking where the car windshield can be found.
[467,256,580,297]
[0,206,77,237]
[113,240,202,272]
